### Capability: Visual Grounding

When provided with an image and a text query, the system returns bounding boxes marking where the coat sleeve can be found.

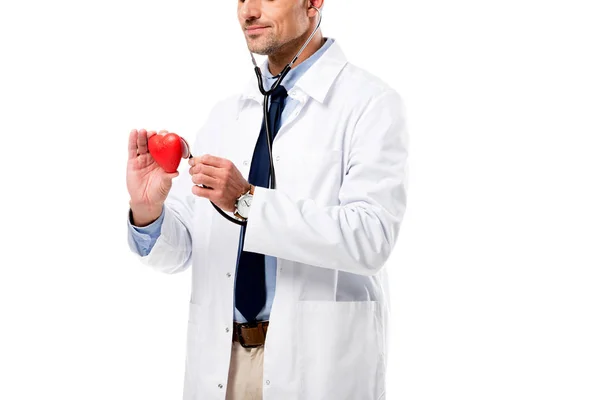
[126,168,196,274]
[242,88,409,276]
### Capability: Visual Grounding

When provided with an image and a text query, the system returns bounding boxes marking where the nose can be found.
[239,0,261,21]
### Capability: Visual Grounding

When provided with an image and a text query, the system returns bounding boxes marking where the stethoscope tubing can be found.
[202,5,323,226]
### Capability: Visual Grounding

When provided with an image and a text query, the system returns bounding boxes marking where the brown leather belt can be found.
[232,320,269,348]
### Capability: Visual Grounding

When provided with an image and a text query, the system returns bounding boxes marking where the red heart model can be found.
[148,132,190,173]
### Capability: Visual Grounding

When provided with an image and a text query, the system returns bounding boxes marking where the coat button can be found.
[218,384,223,389]
[266,380,270,385]
[275,156,280,161]
[225,327,230,333]
[226,272,231,278]
[243,160,249,166]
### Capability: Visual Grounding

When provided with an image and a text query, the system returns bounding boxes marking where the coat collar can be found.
[239,39,348,105]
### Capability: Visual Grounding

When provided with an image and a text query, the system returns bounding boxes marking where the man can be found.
[125,0,408,399]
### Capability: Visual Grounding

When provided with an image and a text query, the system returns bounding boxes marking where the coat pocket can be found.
[296,300,385,400]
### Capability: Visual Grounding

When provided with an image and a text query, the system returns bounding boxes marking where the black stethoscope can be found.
[194,5,323,226]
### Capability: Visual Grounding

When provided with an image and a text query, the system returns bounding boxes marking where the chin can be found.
[246,37,278,56]
[251,48,271,56]
[246,45,270,56]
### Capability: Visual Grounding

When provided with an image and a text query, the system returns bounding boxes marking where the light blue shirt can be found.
[128,37,335,322]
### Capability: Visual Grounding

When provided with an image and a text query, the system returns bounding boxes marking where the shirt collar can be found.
[240,38,348,105]
[262,37,334,93]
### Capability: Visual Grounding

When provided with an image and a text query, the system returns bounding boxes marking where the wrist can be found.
[129,201,163,227]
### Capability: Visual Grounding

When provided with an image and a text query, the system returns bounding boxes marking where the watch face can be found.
[237,194,252,218]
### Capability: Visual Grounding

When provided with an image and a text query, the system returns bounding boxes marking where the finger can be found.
[128,129,138,159]
[137,129,149,155]
[189,163,219,178]
[198,154,224,168]
[188,156,207,167]
[147,130,157,139]
[158,129,169,135]
[192,184,213,199]
[191,173,219,187]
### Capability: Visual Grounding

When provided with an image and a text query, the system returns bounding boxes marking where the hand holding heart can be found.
[188,155,251,213]
[126,128,184,226]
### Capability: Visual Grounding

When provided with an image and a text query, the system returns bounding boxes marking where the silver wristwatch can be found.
[234,187,253,220]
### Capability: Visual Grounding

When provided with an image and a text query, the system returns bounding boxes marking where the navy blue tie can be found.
[234,85,288,322]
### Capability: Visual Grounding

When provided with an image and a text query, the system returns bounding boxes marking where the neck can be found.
[267,30,324,76]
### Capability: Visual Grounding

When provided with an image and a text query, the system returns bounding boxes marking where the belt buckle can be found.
[236,321,263,349]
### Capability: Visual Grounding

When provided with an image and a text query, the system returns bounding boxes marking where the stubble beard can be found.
[247,33,280,56]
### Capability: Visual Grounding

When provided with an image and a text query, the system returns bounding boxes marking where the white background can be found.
[1,0,599,399]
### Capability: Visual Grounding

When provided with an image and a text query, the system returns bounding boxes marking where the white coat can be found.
[128,39,409,400]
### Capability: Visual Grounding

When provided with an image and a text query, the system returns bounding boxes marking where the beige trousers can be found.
[225,340,265,400]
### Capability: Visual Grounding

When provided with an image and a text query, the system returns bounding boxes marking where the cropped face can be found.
[238,0,310,55]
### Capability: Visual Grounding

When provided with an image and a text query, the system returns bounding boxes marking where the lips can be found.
[246,26,269,34]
